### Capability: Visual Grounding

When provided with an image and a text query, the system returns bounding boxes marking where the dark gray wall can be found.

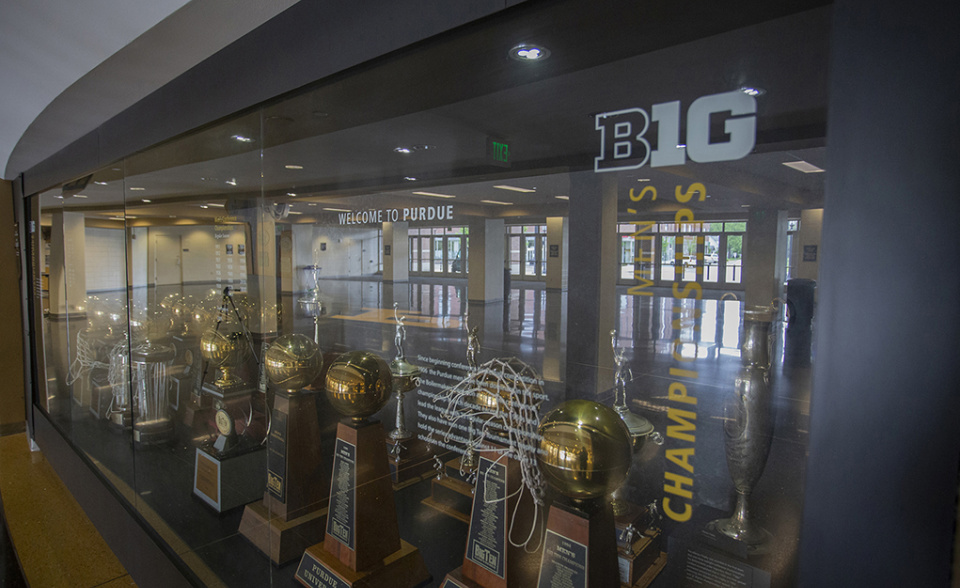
[22,0,523,195]
[799,0,960,585]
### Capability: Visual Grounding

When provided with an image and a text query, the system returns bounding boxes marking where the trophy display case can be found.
[25,1,837,586]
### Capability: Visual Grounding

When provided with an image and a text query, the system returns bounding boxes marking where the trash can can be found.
[785,278,816,329]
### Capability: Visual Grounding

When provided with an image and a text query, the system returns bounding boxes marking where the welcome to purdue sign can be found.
[594,90,757,173]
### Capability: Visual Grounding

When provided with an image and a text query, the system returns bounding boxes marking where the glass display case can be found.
[25,0,833,586]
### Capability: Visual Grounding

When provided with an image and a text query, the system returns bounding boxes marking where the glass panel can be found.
[447,237,462,273]
[704,234,720,283]
[660,235,676,281]
[524,235,536,277]
[681,235,698,281]
[509,235,521,276]
[540,235,548,276]
[621,235,635,280]
[433,237,444,272]
[726,234,744,283]
[726,221,747,232]
[420,236,431,272]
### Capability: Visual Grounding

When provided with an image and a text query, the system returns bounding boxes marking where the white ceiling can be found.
[0,0,297,180]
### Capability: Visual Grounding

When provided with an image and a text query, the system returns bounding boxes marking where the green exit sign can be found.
[487,138,511,167]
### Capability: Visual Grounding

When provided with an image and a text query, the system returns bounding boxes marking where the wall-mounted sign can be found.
[385,245,392,256]
[549,244,559,258]
[336,205,454,225]
[803,245,818,262]
[594,90,757,173]
[320,243,327,251]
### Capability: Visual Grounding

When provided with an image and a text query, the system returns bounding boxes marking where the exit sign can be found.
[487,138,510,167]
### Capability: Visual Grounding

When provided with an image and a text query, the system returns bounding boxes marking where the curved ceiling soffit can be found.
[3,0,298,182]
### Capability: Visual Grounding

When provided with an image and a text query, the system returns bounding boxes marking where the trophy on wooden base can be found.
[192,298,264,513]
[536,400,632,588]
[240,333,328,565]
[296,350,429,588]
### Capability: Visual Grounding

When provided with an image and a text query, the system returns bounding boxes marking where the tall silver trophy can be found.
[709,305,775,555]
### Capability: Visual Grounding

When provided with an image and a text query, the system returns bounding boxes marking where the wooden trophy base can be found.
[193,445,266,512]
[441,566,480,587]
[385,437,435,488]
[239,501,328,566]
[421,457,475,523]
[618,530,665,587]
[296,539,429,588]
[537,501,619,588]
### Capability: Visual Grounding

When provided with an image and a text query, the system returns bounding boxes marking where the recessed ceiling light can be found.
[412,191,456,199]
[394,147,412,154]
[287,192,297,197]
[308,203,318,206]
[94,181,108,186]
[493,185,536,193]
[200,205,209,209]
[74,194,88,199]
[285,164,304,170]
[141,199,151,203]
[413,144,436,151]
[404,176,417,181]
[783,160,825,173]
[54,195,63,199]
[225,178,237,186]
[676,144,686,149]
[740,86,765,97]
[289,211,303,215]
[311,111,329,118]
[509,43,550,62]
[169,215,176,218]
[637,178,651,182]
[555,195,569,200]
[481,199,513,206]
[323,207,351,212]
[232,135,254,143]
[741,204,751,207]
[207,203,225,208]
[129,187,145,191]
[200,177,218,182]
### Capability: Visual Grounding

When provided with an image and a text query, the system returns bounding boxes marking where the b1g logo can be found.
[594,90,756,172]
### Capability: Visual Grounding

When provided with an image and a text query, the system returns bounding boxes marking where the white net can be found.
[435,357,547,552]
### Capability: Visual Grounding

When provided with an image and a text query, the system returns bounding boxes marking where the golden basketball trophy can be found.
[536,399,632,588]
[240,333,329,565]
[295,350,429,588]
[386,303,434,485]
[192,291,265,512]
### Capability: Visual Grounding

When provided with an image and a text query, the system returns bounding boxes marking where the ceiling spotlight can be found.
[404,176,417,181]
[232,134,254,143]
[285,164,304,170]
[225,178,238,186]
[287,192,297,197]
[740,86,766,97]
[54,195,64,199]
[142,199,152,203]
[509,43,550,62]
[394,147,412,154]
[200,205,209,209]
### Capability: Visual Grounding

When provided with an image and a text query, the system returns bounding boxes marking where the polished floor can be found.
[34,277,815,587]
[0,431,136,587]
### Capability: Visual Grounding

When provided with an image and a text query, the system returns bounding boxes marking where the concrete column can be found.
[796,208,823,282]
[565,171,619,397]
[545,216,569,291]
[467,218,505,303]
[382,222,410,283]
[742,208,789,309]
[49,211,87,318]
[291,224,315,293]
[248,214,278,336]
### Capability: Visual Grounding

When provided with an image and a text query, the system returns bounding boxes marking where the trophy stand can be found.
[386,304,434,487]
[614,502,667,587]
[193,289,265,513]
[443,443,540,588]
[536,400,633,588]
[240,333,328,565]
[296,351,429,588]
